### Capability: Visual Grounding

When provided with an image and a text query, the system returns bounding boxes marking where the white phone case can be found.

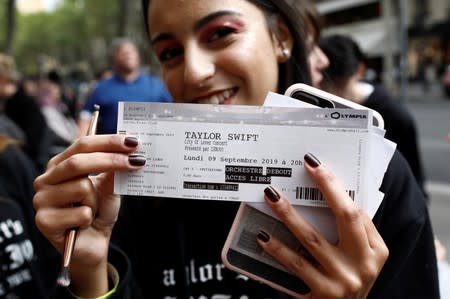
[284,83,384,129]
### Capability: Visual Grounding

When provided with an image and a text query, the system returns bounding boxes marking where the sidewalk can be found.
[404,81,447,102]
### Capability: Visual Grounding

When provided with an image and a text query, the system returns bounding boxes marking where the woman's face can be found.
[148,0,282,105]
[307,36,329,88]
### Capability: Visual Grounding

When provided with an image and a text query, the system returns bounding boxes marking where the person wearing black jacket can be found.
[33,0,439,298]
[319,34,428,201]
[0,53,52,172]
[0,135,60,298]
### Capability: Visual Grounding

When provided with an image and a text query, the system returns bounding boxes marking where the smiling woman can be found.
[32,1,439,299]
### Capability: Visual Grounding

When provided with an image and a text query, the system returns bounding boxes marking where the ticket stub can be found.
[114,102,372,207]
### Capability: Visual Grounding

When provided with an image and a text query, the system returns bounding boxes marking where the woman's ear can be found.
[271,16,294,63]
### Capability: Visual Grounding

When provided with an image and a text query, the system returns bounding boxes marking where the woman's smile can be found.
[192,87,238,104]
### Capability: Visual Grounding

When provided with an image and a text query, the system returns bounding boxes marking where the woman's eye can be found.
[208,27,237,42]
[158,48,183,62]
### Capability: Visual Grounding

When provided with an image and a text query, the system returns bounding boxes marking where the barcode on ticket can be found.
[295,187,355,201]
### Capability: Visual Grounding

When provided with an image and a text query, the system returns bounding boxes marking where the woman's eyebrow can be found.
[151,10,242,45]
[151,33,173,46]
[193,10,242,32]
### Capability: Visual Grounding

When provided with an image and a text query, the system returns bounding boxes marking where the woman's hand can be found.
[257,153,388,299]
[33,135,145,296]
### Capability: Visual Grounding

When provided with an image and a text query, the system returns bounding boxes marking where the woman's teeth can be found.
[209,96,220,104]
[202,89,234,104]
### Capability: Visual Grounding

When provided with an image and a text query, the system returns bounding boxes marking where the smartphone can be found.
[221,84,384,298]
[221,203,312,298]
[284,83,384,129]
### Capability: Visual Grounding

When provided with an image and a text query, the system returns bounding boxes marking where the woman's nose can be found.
[183,44,215,87]
[316,46,330,69]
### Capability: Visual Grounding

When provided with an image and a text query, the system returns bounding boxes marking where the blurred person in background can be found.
[0,110,25,145]
[319,34,428,201]
[301,1,330,89]
[22,75,39,98]
[442,64,450,98]
[0,53,51,172]
[37,71,79,157]
[78,38,172,136]
[47,70,79,120]
[0,54,60,296]
[0,85,26,145]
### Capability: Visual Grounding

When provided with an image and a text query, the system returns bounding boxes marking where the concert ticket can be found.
[114,102,374,209]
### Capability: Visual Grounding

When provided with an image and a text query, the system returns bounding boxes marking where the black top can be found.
[0,143,60,298]
[53,150,439,299]
[364,85,427,200]
[0,197,47,298]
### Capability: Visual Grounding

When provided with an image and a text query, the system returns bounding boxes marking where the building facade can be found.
[313,0,449,96]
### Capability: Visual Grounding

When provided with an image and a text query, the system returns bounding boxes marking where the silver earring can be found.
[282,48,290,59]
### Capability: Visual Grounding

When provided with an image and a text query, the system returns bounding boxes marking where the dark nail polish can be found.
[129,154,146,166]
[124,137,139,147]
[264,186,280,202]
[304,153,321,168]
[257,230,270,243]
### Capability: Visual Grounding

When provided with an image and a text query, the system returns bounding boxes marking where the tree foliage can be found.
[4,0,16,54]
[0,3,5,50]
[2,0,149,77]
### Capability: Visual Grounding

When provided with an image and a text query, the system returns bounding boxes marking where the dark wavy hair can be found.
[319,34,367,87]
[141,0,314,91]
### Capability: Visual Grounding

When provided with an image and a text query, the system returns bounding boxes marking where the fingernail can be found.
[124,137,139,147]
[128,154,146,166]
[264,186,280,202]
[304,153,321,168]
[257,230,270,243]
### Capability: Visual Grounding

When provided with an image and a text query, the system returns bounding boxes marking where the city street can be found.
[404,83,450,251]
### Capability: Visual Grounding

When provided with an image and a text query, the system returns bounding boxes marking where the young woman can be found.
[33,0,438,298]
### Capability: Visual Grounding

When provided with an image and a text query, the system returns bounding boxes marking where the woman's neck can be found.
[341,81,372,105]
[118,69,140,83]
